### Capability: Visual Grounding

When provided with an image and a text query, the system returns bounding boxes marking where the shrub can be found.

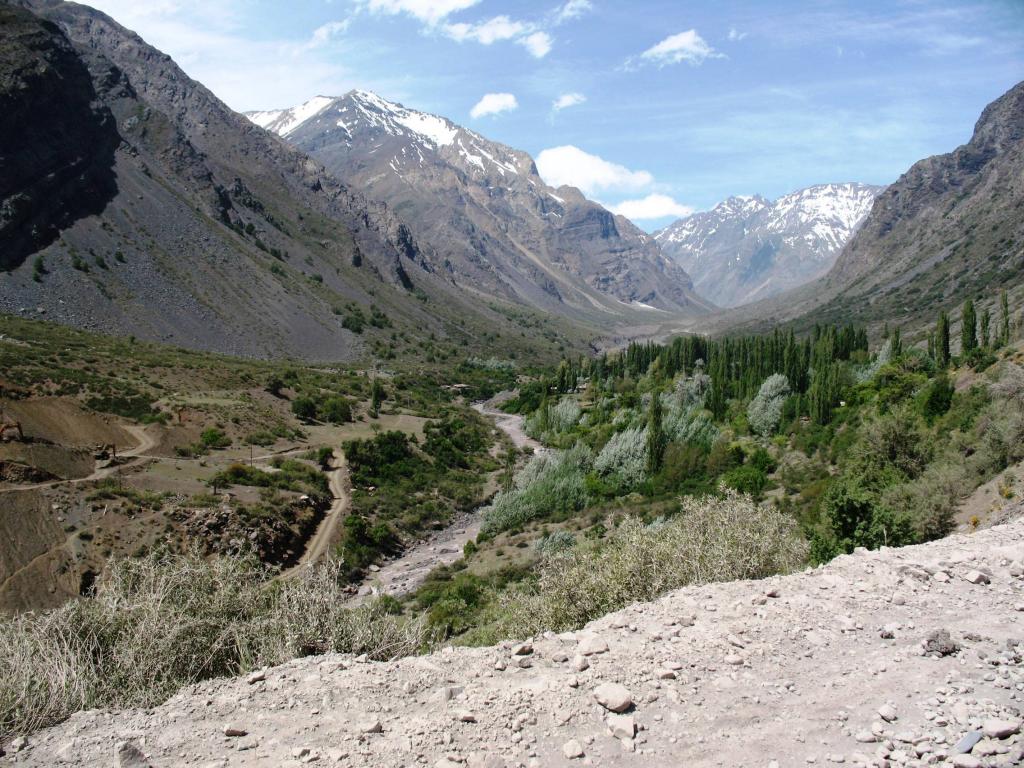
[747,374,791,437]
[662,403,718,450]
[535,530,576,556]
[492,490,808,636]
[291,396,317,421]
[480,444,591,536]
[593,426,648,490]
[918,373,954,423]
[525,396,581,438]
[320,397,353,424]
[0,553,432,742]
[721,464,768,497]
[199,427,231,449]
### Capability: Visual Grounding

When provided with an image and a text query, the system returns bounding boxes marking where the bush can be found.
[0,552,432,742]
[480,444,591,536]
[748,374,791,437]
[918,373,954,423]
[492,490,808,636]
[200,427,231,449]
[525,396,581,438]
[721,464,768,497]
[320,397,353,424]
[291,397,317,421]
[593,426,648,490]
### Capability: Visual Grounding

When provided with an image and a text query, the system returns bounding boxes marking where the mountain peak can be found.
[247,89,709,315]
[657,182,884,307]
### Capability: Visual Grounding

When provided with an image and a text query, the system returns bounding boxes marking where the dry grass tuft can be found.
[0,552,431,742]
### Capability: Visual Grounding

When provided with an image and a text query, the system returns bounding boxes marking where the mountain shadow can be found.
[0,5,119,270]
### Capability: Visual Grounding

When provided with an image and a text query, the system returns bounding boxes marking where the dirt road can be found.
[2,424,158,492]
[281,452,351,579]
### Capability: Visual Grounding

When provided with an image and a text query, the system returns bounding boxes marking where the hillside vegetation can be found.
[1,300,1022,745]
[405,303,1024,643]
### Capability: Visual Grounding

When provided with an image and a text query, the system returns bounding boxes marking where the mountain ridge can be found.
[691,79,1024,338]
[0,1,592,362]
[656,183,883,308]
[246,91,714,319]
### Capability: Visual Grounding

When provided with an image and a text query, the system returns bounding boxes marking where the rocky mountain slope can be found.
[655,184,883,307]
[9,516,1023,766]
[703,81,1024,336]
[0,2,589,361]
[248,92,712,318]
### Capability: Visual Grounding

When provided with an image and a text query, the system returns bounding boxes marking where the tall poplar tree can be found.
[937,311,951,367]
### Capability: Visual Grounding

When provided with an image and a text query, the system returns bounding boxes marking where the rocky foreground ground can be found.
[5,518,1024,768]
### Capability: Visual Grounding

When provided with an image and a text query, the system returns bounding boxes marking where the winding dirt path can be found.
[2,424,158,493]
[281,452,351,579]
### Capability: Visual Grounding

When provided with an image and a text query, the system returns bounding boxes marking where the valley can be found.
[1,1,1023,766]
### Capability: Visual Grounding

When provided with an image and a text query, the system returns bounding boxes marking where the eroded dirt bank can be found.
[8,517,1024,767]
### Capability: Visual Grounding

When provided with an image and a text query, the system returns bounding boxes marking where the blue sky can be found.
[85,0,1024,230]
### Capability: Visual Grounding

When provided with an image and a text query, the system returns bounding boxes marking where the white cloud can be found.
[304,20,350,50]
[519,31,553,58]
[609,194,693,220]
[535,145,653,196]
[552,92,586,111]
[640,29,723,66]
[727,27,748,42]
[445,17,552,57]
[445,15,527,44]
[470,92,518,119]
[81,0,397,112]
[360,0,480,25]
[554,0,593,24]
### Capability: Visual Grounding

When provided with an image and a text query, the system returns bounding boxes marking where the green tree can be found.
[645,393,666,474]
[1000,289,1011,346]
[961,299,977,354]
[291,396,317,421]
[919,372,954,424]
[321,397,352,424]
[370,378,385,417]
[980,308,991,349]
[265,375,285,398]
[808,363,842,425]
[936,312,951,368]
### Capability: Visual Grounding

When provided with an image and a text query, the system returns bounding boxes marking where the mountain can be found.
[247,92,712,318]
[0,2,594,363]
[655,183,883,308]
[812,81,1024,325]
[701,80,1024,336]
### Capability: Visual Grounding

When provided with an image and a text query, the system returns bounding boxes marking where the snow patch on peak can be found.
[349,90,458,148]
[248,96,335,137]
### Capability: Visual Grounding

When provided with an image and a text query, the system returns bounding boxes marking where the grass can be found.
[0,551,433,743]
[512,489,805,629]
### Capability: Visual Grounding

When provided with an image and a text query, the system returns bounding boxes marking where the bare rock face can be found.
[3,1,572,362]
[249,91,714,319]
[11,517,1024,767]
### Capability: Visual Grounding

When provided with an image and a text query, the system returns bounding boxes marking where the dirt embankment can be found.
[2,397,132,449]
[11,517,1024,767]
[0,489,78,611]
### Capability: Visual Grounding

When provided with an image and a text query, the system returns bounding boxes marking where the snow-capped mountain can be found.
[655,183,884,308]
[248,92,711,317]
